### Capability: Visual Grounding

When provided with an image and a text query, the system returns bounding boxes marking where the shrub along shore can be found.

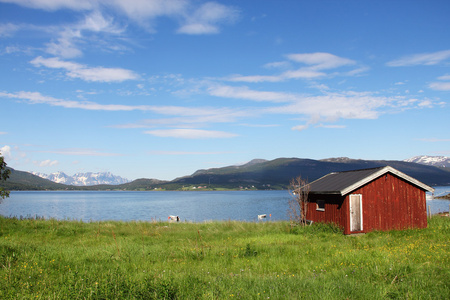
[0,216,448,299]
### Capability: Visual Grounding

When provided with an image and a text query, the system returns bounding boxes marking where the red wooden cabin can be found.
[306,166,434,235]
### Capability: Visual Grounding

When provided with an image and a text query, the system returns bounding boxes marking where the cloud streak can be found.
[387,50,450,67]
[208,85,298,102]
[45,11,126,58]
[0,91,145,111]
[145,129,238,139]
[227,52,361,83]
[0,90,249,139]
[429,74,450,91]
[4,0,239,36]
[113,112,248,129]
[0,23,20,37]
[34,159,59,167]
[0,91,251,122]
[0,0,95,11]
[177,2,240,34]
[286,52,356,70]
[45,148,122,156]
[148,150,233,155]
[429,82,450,91]
[30,56,138,82]
[208,84,435,128]
[416,138,450,142]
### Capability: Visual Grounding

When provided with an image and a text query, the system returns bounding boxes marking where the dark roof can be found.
[308,166,434,196]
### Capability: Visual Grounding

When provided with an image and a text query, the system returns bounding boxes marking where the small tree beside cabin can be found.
[288,176,310,226]
[305,166,434,235]
[0,152,10,201]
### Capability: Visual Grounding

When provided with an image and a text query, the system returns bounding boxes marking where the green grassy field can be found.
[0,216,448,299]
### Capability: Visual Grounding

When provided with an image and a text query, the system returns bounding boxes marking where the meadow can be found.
[0,216,448,299]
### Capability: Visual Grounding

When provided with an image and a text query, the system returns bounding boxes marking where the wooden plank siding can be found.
[351,173,427,233]
[306,194,346,230]
[306,173,427,234]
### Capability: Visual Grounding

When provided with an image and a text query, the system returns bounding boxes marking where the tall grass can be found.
[0,216,448,299]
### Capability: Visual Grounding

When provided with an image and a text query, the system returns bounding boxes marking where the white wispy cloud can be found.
[0,132,7,135]
[0,0,95,11]
[0,91,145,110]
[429,82,450,91]
[79,10,124,33]
[267,92,390,120]
[286,52,356,70]
[281,69,326,80]
[1,82,436,139]
[106,0,189,30]
[45,148,122,156]
[209,84,434,124]
[113,111,248,129]
[177,2,240,35]
[291,124,309,131]
[0,23,20,37]
[145,129,238,139]
[263,61,290,69]
[290,117,347,132]
[34,159,59,167]
[437,74,450,81]
[416,138,450,142]
[0,91,251,131]
[226,52,361,83]
[44,11,126,58]
[317,124,346,129]
[4,0,238,35]
[387,50,450,67]
[208,85,298,102]
[0,145,12,160]
[226,75,284,83]
[30,56,138,82]
[429,74,450,91]
[239,123,279,128]
[148,150,232,155]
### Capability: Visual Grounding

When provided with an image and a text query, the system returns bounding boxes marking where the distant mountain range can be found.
[171,156,450,188]
[2,156,449,191]
[31,171,129,186]
[404,155,450,168]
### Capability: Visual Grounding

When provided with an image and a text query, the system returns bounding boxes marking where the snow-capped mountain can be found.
[404,156,450,168]
[32,171,75,185]
[32,171,130,186]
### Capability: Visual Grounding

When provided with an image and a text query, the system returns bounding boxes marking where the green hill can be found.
[2,168,73,190]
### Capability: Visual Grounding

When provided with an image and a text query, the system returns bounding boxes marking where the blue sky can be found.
[1,0,449,181]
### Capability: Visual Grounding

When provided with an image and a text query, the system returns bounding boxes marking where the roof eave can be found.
[309,191,341,195]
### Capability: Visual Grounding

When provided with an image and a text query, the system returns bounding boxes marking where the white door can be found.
[349,194,362,232]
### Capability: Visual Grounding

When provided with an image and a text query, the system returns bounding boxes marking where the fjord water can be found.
[1,188,449,222]
[1,190,291,222]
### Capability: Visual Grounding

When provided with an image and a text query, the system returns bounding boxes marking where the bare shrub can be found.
[288,176,310,226]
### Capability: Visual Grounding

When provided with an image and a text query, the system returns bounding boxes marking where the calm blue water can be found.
[0,190,291,222]
[0,188,448,222]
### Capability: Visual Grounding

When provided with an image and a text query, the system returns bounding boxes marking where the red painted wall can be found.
[307,194,346,230]
[306,173,427,234]
[352,173,427,233]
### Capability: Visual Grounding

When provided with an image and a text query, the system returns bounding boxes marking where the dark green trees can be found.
[0,152,10,200]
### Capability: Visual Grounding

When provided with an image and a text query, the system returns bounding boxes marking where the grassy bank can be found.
[0,217,448,299]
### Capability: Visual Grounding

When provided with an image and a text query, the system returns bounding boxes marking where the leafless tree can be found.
[288,176,310,226]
